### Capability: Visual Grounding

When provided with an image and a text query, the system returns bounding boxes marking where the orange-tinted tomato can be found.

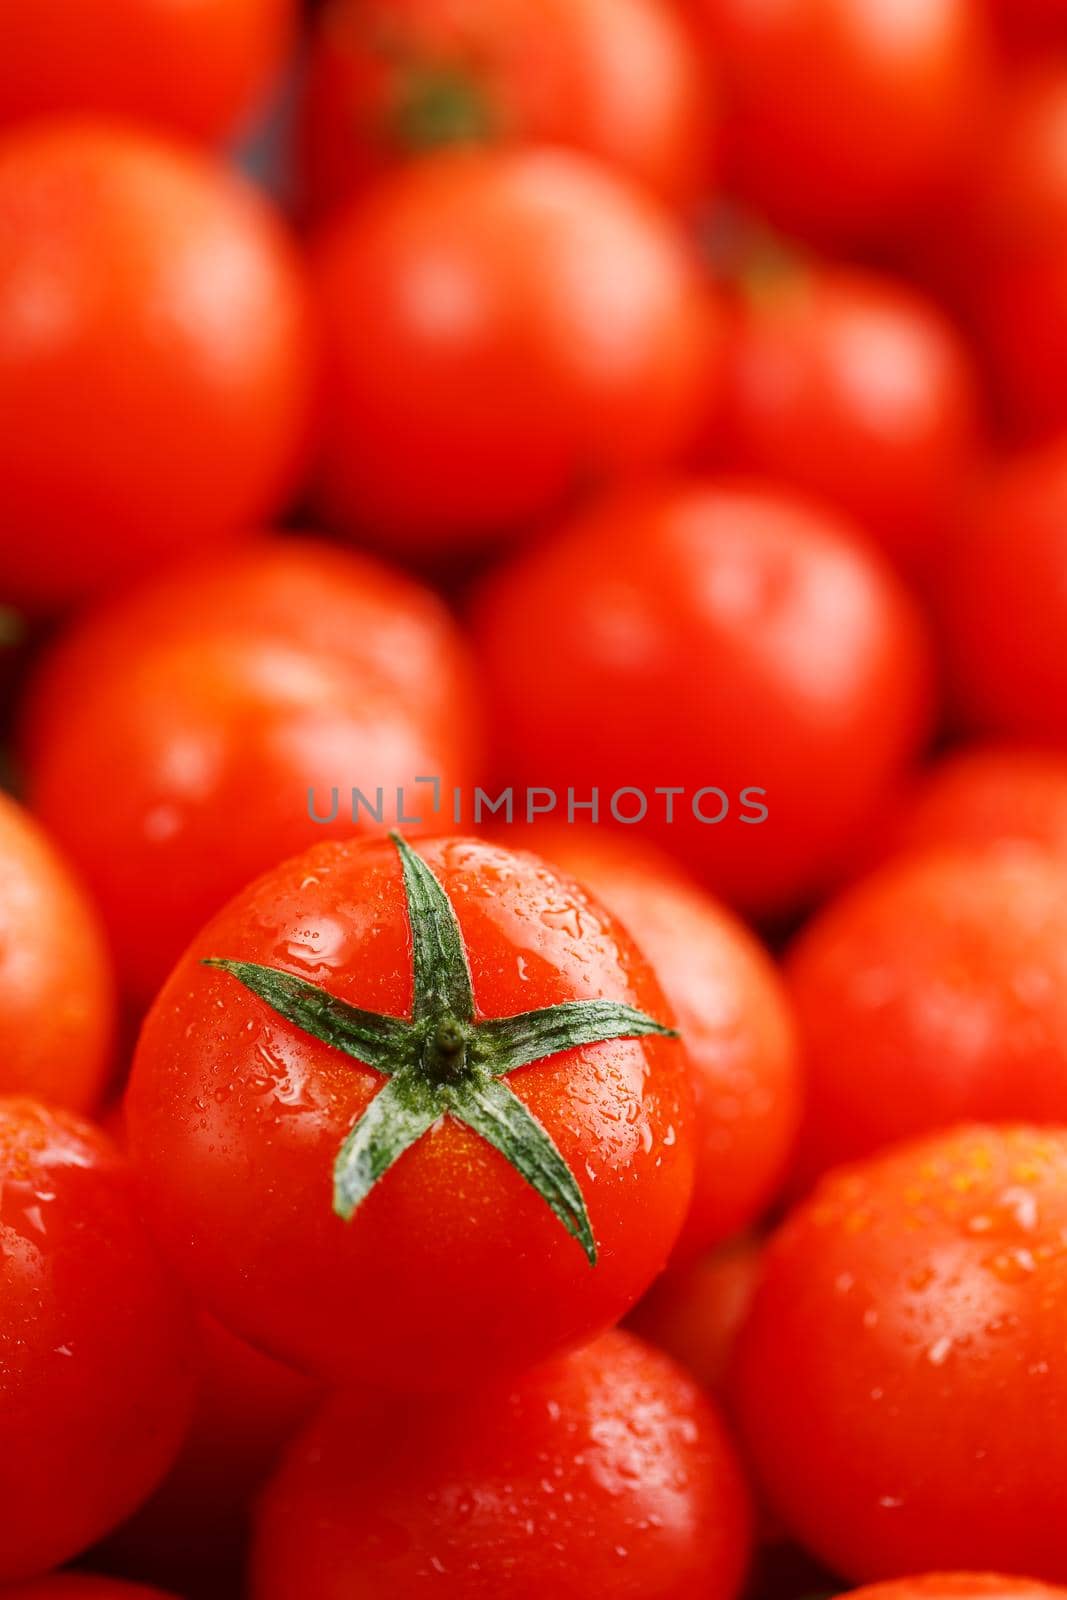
[628,1233,762,1395]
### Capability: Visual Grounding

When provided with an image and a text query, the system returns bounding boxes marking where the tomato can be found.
[692,0,992,246]
[940,443,1067,744]
[512,826,799,1256]
[0,1098,193,1584]
[126,834,694,1387]
[628,1234,762,1395]
[892,744,1067,862]
[0,120,315,613]
[0,1,296,145]
[733,1125,1067,1580]
[0,791,114,1111]
[0,1581,177,1600]
[704,262,982,576]
[471,482,934,921]
[299,0,710,218]
[311,148,717,558]
[21,537,482,1006]
[251,1328,752,1600]
[986,1,1067,53]
[844,1581,1067,1600]
[787,849,1067,1187]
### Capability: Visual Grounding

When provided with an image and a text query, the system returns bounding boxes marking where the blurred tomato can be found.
[628,1233,762,1395]
[0,120,315,613]
[0,1581,177,1600]
[987,0,1067,54]
[892,744,1067,861]
[311,147,717,559]
[300,0,710,217]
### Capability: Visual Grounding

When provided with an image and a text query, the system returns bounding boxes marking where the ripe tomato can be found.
[251,1329,752,1600]
[733,1125,1067,1580]
[0,791,114,1111]
[940,443,1067,744]
[704,262,982,576]
[299,0,710,219]
[127,834,694,1387]
[0,1,296,145]
[471,482,934,920]
[787,849,1067,1186]
[311,148,717,558]
[892,744,1067,862]
[513,826,799,1255]
[986,1,1067,52]
[628,1233,762,1395]
[0,1098,193,1583]
[844,1582,1067,1600]
[22,537,482,1006]
[691,0,991,245]
[0,120,315,613]
[0,1582,177,1600]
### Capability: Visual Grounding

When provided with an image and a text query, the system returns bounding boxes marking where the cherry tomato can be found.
[471,482,934,920]
[0,1,297,145]
[251,1328,752,1600]
[692,0,992,246]
[22,537,482,1006]
[0,791,114,1111]
[844,1581,1067,1600]
[311,148,717,558]
[300,0,711,218]
[705,262,982,576]
[628,1233,762,1395]
[0,120,315,613]
[733,1125,1067,1580]
[787,849,1067,1187]
[892,744,1067,861]
[514,826,799,1255]
[127,834,694,1387]
[0,1581,177,1600]
[986,1,1067,53]
[940,443,1067,744]
[0,1098,192,1583]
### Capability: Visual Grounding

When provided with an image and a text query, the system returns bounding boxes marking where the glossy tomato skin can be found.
[940,444,1067,744]
[0,1581,178,1600]
[22,538,483,1006]
[0,791,114,1112]
[845,1581,1067,1600]
[126,836,695,1388]
[892,744,1067,862]
[311,148,717,558]
[787,849,1067,1187]
[733,1126,1067,1581]
[705,265,982,576]
[692,0,991,246]
[0,1,296,144]
[516,826,799,1255]
[471,482,934,921]
[0,1099,193,1584]
[300,0,710,218]
[252,1329,751,1600]
[628,1233,762,1395]
[0,121,315,613]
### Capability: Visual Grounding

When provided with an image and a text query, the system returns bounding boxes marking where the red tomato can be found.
[0,792,114,1112]
[986,1,1067,52]
[844,1581,1067,1600]
[0,1582,177,1600]
[940,443,1067,744]
[126,835,694,1387]
[21,537,483,1006]
[311,148,717,558]
[300,0,711,217]
[0,1099,192,1583]
[787,849,1067,1186]
[0,120,315,613]
[628,1233,762,1395]
[514,827,799,1255]
[0,1,296,144]
[892,744,1067,861]
[733,1125,1067,1580]
[692,0,992,246]
[471,482,934,920]
[705,263,982,576]
[252,1329,752,1600]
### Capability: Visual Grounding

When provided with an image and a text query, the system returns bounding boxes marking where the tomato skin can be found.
[628,1234,762,1395]
[0,0,296,144]
[0,1099,193,1584]
[471,482,934,920]
[705,265,982,576]
[692,0,991,246]
[987,1,1067,53]
[734,1125,1067,1581]
[845,1581,1067,1600]
[251,1328,751,1600]
[892,744,1067,862]
[311,148,717,558]
[0,120,315,613]
[21,537,482,1006]
[0,1581,177,1600]
[126,836,694,1388]
[514,827,799,1255]
[300,0,710,218]
[0,792,114,1112]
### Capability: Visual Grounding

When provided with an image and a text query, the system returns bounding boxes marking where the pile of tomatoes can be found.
[7,2,1067,1598]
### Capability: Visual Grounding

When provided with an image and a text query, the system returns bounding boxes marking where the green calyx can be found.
[205,833,677,1266]
[389,63,497,152]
